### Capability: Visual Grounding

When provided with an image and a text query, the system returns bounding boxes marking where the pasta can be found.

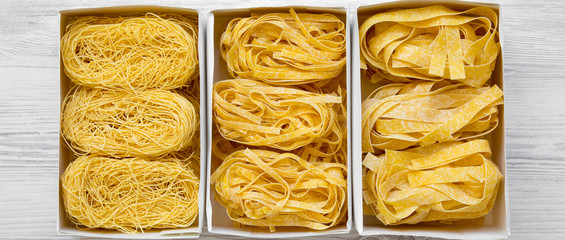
[213,79,344,151]
[210,149,347,231]
[165,84,202,175]
[295,85,347,164]
[362,139,503,225]
[362,81,503,152]
[61,86,197,157]
[61,155,199,234]
[359,5,499,87]
[220,9,346,85]
[211,126,347,167]
[61,13,198,91]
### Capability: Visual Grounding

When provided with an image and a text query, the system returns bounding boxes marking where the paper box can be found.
[58,5,206,238]
[206,5,352,238]
[351,1,509,239]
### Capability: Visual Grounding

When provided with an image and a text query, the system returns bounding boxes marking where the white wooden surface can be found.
[0,0,564,239]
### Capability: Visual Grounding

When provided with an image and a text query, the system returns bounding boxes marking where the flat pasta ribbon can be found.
[362,81,503,152]
[61,86,197,157]
[61,13,198,91]
[61,155,199,234]
[213,79,344,151]
[359,5,499,87]
[362,139,503,225]
[210,149,347,232]
[221,8,346,85]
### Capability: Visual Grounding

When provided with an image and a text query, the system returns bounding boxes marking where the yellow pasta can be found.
[362,81,503,152]
[213,79,344,151]
[61,155,199,233]
[362,139,503,225]
[61,13,198,91]
[210,149,347,231]
[61,86,197,157]
[359,5,499,87]
[166,84,202,175]
[221,9,346,85]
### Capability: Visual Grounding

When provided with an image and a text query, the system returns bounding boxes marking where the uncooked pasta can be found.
[363,140,503,225]
[210,149,347,232]
[362,81,502,152]
[359,6,499,87]
[61,155,199,234]
[220,9,346,85]
[61,86,197,157]
[61,13,198,91]
[212,79,343,151]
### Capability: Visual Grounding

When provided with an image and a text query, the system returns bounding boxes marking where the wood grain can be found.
[1,0,564,239]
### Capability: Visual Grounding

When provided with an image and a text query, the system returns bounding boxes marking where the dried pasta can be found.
[213,79,344,151]
[220,9,346,85]
[362,139,503,225]
[61,86,197,157]
[210,149,347,231]
[359,5,499,87]
[61,155,199,233]
[362,81,503,152]
[61,13,198,91]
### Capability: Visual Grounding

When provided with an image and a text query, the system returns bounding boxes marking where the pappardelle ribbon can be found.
[362,81,503,152]
[362,139,503,225]
[359,5,499,87]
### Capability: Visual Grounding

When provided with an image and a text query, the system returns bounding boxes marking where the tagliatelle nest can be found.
[213,79,344,152]
[220,9,346,85]
[211,149,347,232]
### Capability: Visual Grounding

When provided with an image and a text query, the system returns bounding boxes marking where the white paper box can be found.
[57,6,207,238]
[206,6,352,238]
[351,1,510,239]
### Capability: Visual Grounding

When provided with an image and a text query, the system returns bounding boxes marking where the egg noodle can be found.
[212,8,349,232]
[220,9,346,85]
[211,149,347,232]
[61,13,198,91]
[61,155,199,234]
[213,79,344,152]
[61,86,197,158]
[362,140,503,225]
[362,81,503,152]
[359,5,499,87]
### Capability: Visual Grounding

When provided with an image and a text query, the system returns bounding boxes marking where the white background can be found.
[0,0,564,239]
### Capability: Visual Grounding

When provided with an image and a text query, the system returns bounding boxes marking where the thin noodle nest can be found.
[362,81,503,152]
[61,86,197,157]
[61,155,199,234]
[61,13,198,91]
